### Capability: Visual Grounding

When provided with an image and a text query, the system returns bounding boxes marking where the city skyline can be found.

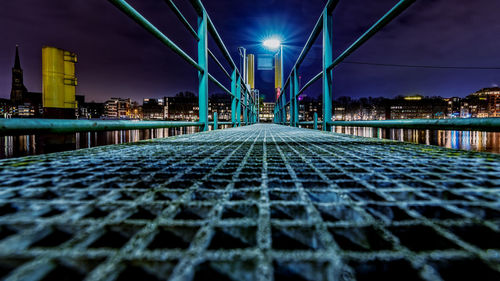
[1,0,499,102]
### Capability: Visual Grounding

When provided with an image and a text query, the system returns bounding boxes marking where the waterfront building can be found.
[209,94,232,121]
[471,87,500,117]
[389,95,447,119]
[104,98,132,119]
[165,92,198,121]
[260,102,275,122]
[143,98,165,120]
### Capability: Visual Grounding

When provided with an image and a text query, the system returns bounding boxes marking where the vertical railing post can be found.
[245,91,251,125]
[243,91,247,125]
[276,103,278,124]
[250,100,253,124]
[197,9,209,131]
[289,81,294,126]
[322,8,333,131]
[277,106,280,124]
[236,76,241,126]
[213,111,218,130]
[293,69,299,127]
[253,97,256,124]
[248,92,251,124]
[278,94,281,124]
[281,93,286,124]
[231,69,237,127]
[314,112,318,130]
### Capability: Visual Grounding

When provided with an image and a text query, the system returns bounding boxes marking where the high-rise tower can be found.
[10,45,28,103]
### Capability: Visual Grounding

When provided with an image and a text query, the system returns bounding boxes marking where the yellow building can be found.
[42,46,77,118]
[247,54,255,90]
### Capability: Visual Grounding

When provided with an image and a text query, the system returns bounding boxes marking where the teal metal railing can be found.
[0,0,257,136]
[106,0,257,130]
[274,0,415,130]
[273,0,500,132]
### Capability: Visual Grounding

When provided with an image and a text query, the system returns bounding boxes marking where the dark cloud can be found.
[0,0,499,102]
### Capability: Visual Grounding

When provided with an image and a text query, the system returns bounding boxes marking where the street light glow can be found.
[263,38,281,50]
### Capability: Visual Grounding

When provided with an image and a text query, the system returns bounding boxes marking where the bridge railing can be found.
[273,0,500,132]
[0,0,256,136]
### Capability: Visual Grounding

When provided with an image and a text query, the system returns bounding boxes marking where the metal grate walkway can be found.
[0,124,499,281]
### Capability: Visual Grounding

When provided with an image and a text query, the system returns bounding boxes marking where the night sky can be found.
[1,0,499,103]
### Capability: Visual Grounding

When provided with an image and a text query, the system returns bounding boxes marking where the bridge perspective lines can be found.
[0,124,499,280]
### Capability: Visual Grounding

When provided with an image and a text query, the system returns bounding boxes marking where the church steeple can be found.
[14,45,21,69]
[10,45,28,103]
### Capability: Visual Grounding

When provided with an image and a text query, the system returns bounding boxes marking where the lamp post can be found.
[263,38,284,124]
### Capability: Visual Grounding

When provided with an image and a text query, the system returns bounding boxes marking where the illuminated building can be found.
[104,98,132,119]
[390,95,446,119]
[143,98,165,120]
[42,46,77,118]
[79,102,105,119]
[443,97,461,118]
[259,102,275,122]
[299,96,321,121]
[469,87,500,117]
[165,92,198,121]
[209,94,232,121]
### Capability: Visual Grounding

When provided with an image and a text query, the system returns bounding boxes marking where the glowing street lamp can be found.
[263,38,281,50]
[263,38,284,102]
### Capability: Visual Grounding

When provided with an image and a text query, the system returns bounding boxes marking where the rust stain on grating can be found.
[0,124,499,281]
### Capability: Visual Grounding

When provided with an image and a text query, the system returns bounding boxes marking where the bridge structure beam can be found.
[274,0,421,132]
[322,8,333,131]
[231,70,237,127]
[292,68,299,127]
[197,9,209,131]
[236,75,242,126]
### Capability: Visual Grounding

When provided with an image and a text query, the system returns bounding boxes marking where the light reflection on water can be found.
[2,125,498,158]
[332,126,500,154]
[0,125,231,159]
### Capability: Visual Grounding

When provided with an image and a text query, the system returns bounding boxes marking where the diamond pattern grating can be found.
[0,124,499,281]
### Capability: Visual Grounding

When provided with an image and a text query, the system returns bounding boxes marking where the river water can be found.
[0,127,205,159]
[332,126,500,154]
[0,125,498,159]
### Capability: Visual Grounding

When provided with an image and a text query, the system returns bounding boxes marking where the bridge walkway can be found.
[0,124,499,280]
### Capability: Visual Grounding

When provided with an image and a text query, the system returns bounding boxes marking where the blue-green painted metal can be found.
[282,0,339,89]
[0,119,204,135]
[274,0,415,133]
[289,78,294,127]
[244,92,248,125]
[165,0,199,41]
[322,8,333,131]
[328,118,500,132]
[231,70,237,126]
[197,10,209,132]
[190,0,238,75]
[327,0,416,72]
[208,49,231,80]
[208,73,231,96]
[314,112,318,130]
[292,69,299,127]
[105,0,259,137]
[281,93,286,124]
[108,0,202,73]
[236,76,242,127]
[278,0,339,115]
[213,112,218,130]
[297,71,322,97]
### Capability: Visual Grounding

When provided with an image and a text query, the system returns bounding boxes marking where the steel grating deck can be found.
[0,124,499,281]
